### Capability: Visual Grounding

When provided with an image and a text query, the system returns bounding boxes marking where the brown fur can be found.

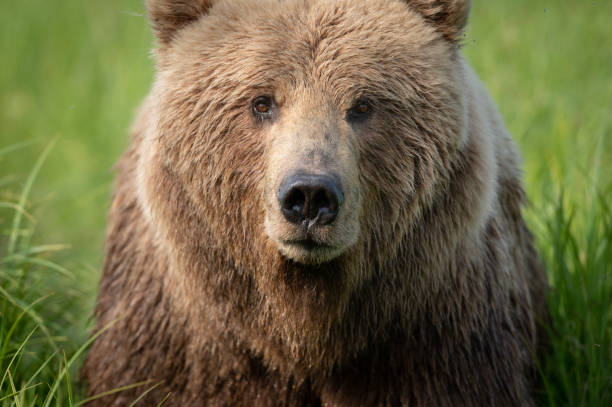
[83,0,548,405]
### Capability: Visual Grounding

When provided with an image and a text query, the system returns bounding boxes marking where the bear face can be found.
[140,0,472,268]
[136,0,482,373]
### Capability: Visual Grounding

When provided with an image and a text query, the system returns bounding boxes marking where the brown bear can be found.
[83,0,549,405]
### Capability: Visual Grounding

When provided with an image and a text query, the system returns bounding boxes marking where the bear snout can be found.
[277,172,344,230]
[269,170,353,265]
[264,165,359,265]
[263,118,361,265]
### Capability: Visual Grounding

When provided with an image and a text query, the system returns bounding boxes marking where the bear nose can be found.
[278,173,343,227]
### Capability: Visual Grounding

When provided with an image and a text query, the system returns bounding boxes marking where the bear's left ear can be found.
[404,0,471,43]
[147,0,216,45]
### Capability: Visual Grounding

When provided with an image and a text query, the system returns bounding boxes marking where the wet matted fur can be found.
[83,0,548,405]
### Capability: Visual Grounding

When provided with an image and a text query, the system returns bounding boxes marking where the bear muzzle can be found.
[270,171,349,265]
[263,117,361,265]
[277,172,344,230]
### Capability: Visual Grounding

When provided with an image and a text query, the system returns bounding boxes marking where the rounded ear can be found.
[147,0,216,45]
[406,0,471,43]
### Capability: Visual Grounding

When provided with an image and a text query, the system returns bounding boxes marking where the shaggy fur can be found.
[83,0,548,405]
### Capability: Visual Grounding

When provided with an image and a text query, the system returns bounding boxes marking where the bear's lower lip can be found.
[279,239,342,265]
[287,239,330,251]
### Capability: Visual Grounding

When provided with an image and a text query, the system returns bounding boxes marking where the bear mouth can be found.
[287,238,331,251]
[279,238,343,265]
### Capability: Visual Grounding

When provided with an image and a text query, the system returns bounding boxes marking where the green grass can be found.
[1,0,610,405]
[0,141,85,405]
[537,195,612,406]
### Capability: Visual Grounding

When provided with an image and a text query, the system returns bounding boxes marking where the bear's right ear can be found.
[405,0,471,44]
[147,0,216,45]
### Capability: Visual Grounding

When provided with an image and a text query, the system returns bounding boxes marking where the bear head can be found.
[137,0,476,374]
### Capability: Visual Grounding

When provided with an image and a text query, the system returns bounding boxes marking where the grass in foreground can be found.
[534,192,612,406]
[1,142,85,405]
[0,144,167,406]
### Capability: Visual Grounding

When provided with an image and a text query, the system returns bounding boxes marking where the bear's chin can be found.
[276,240,347,266]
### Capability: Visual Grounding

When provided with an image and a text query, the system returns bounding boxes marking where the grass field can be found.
[1,0,611,405]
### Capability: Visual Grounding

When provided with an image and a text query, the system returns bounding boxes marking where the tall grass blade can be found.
[127,382,162,407]
[0,327,37,391]
[74,380,156,406]
[41,318,120,407]
[7,137,57,256]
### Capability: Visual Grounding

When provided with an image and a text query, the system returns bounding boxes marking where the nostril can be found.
[283,188,306,215]
[310,188,337,223]
[312,189,328,212]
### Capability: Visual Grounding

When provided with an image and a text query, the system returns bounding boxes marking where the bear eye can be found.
[252,96,275,119]
[347,99,373,122]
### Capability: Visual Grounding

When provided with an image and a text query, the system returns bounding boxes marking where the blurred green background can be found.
[1,0,153,269]
[2,0,611,267]
[1,0,611,404]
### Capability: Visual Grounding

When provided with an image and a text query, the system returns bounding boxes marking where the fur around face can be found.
[83,0,548,405]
